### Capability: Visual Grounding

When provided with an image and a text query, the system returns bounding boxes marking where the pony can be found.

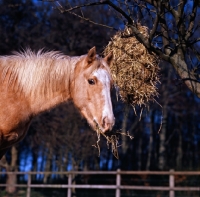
[0,47,115,159]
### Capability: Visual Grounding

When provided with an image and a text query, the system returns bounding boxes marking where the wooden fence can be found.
[0,170,200,197]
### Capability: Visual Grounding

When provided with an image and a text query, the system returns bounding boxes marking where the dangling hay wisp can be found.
[104,24,160,107]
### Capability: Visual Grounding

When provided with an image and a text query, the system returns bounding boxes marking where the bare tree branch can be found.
[149,12,159,41]
[177,0,187,39]
[178,0,187,18]
[141,0,158,8]
[159,1,171,55]
[54,1,117,30]
[190,37,200,45]
[163,1,178,20]
[181,78,200,83]
[170,52,200,97]
[185,0,198,41]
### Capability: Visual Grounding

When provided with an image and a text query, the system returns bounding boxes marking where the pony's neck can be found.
[0,51,84,115]
[28,56,81,115]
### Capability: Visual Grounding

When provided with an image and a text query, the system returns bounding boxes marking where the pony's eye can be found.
[88,79,95,85]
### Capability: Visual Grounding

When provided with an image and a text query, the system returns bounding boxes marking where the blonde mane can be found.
[0,49,81,99]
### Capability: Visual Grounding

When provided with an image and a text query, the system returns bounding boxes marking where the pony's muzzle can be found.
[102,116,115,133]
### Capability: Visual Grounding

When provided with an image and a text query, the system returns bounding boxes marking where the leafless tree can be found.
[50,0,200,97]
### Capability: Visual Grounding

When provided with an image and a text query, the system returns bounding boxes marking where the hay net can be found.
[104,24,160,107]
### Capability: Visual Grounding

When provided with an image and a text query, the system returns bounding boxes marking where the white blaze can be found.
[93,68,114,124]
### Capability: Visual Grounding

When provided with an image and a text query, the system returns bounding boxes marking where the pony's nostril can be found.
[102,117,114,132]
[102,117,106,128]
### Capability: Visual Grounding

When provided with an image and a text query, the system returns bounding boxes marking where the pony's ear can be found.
[87,47,96,64]
[104,52,113,66]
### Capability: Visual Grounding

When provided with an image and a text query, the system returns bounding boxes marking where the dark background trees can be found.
[0,0,200,195]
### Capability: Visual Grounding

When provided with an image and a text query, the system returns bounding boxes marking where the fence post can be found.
[67,173,72,197]
[26,172,31,197]
[169,169,175,197]
[116,169,121,197]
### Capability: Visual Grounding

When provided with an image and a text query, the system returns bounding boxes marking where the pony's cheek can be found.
[79,107,94,127]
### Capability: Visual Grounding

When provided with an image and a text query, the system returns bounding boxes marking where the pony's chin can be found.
[86,118,102,132]
[80,110,103,132]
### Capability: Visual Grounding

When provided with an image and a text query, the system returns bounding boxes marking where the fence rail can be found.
[0,170,200,197]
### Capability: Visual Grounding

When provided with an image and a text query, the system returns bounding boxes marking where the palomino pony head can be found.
[71,47,115,133]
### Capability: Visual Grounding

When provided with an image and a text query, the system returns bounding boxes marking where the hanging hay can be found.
[104,24,160,107]
[93,120,133,159]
